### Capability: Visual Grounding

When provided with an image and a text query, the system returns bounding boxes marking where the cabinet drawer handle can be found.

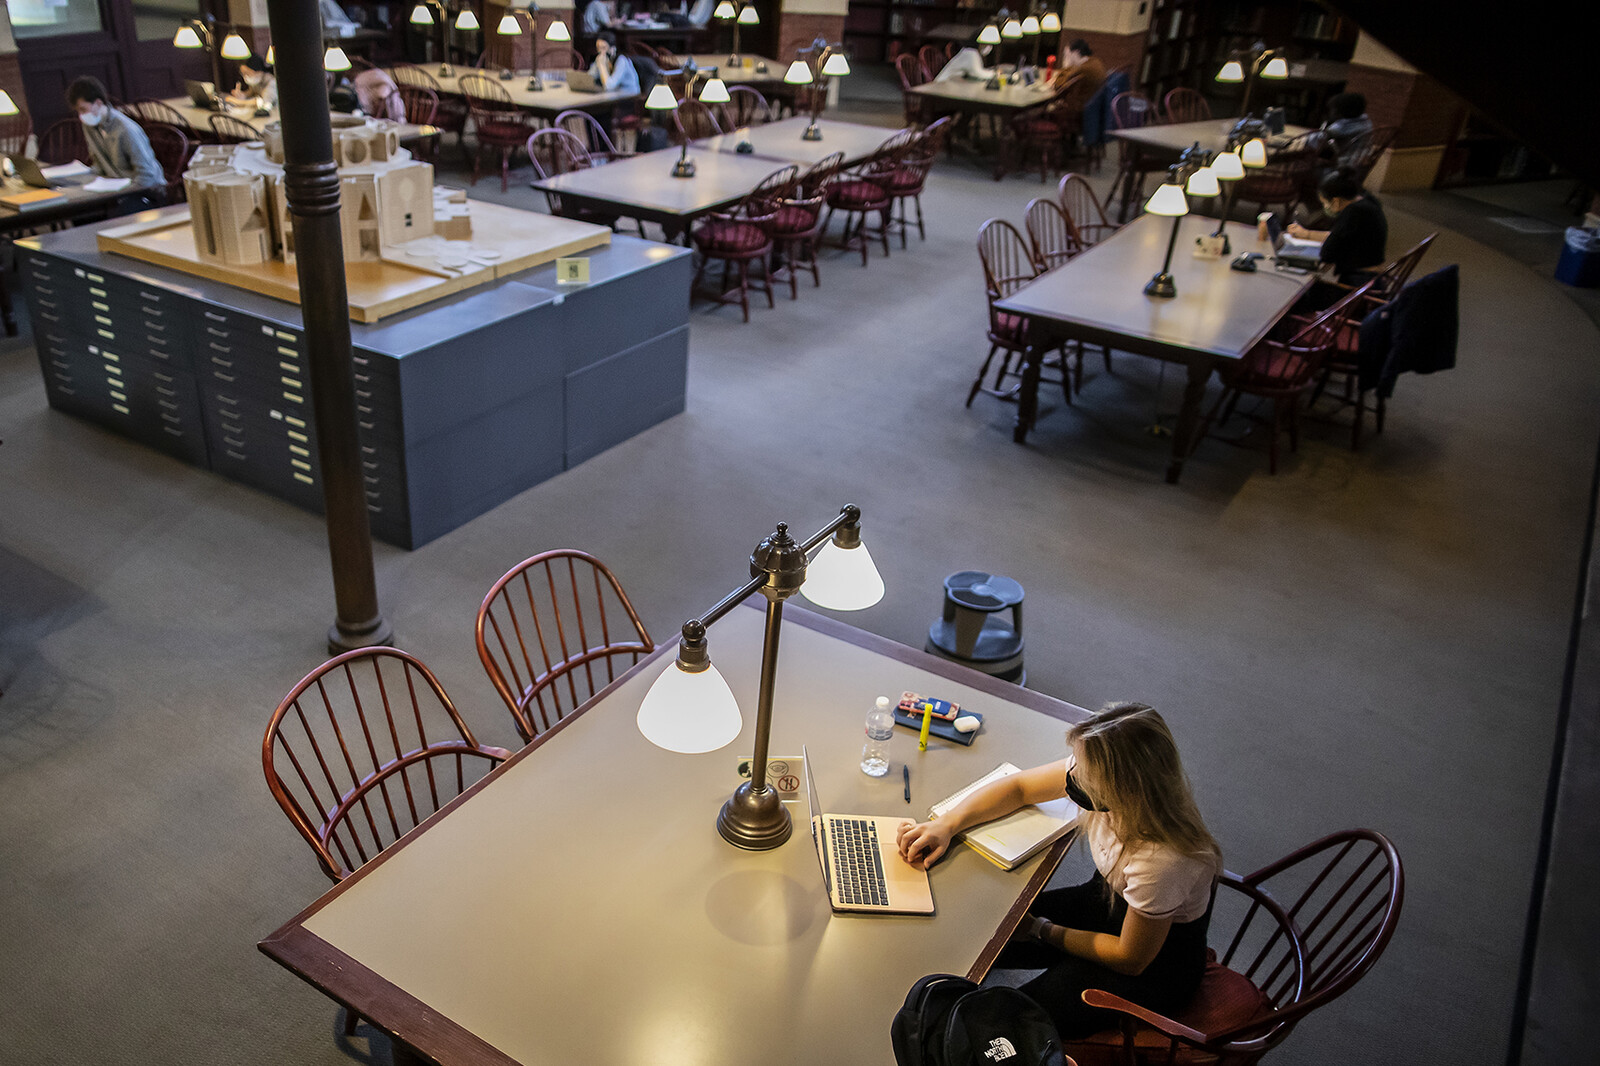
[358,420,375,430]
[139,291,163,302]
[281,375,302,389]
[163,426,184,437]
[362,460,378,470]
[33,285,55,296]
[161,413,180,424]
[205,311,226,322]
[224,435,245,447]
[110,390,127,402]
[56,385,77,395]
[145,320,167,332]
[364,475,379,485]
[89,286,107,297]
[287,429,309,443]
[50,358,69,369]
[226,449,246,460]
[365,490,380,500]
[357,404,372,415]
[211,355,233,368]
[283,391,303,404]
[214,371,236,382]
[159,399,178,411]
[221,421,242,434]
[36,298,57,310]
[153,371,174,383]
[112,403,130,415]
[366,504,382,514]
[293,472,314,485]
[157,386,177,397]
[92,301,110,313]
[289,444,310,458]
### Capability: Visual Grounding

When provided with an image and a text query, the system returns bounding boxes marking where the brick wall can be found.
[777,12,843,64]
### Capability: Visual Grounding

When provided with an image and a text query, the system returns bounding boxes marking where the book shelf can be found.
[843,0,993,64]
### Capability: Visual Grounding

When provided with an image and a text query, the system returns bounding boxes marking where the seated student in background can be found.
[686,0,716,25]
[228,53,278,111]
[352,66,406,121]
[1318,91,1374,172]
[1052,39,1106,97]
[1289,169,1388,284]
[936,44,996,82]
[590,32,640,93]
[66,76,164,198]
[896,702,1221,1039]
[583,0,614,35]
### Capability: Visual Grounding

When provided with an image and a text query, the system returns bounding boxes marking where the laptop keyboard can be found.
[830,818,888,907]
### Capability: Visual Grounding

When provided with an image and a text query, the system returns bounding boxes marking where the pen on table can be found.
[903,764,911,803]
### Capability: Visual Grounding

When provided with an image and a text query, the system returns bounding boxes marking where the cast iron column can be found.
[265,0,392,653]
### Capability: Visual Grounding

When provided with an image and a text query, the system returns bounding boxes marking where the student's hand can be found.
[1286,222,1309,239]
[896,819,954,870]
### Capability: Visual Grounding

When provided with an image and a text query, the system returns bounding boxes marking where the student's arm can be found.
[122,122,165,189]
[1032,906,1173,976]
[895,759,1067,869]
[1287,223,1331,241]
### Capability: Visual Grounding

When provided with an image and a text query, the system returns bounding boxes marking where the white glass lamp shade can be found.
[821,51,850,77]
[173,24,204,48]
[1145,181,1189,217]
[0,91,17,117]
[714,0,736,18]
[545,19,571,41]
[1040,12,1060,33]
[637,661,743,753]
[1215,59,1244,83]
[1021,16,1040,35]
[410,4,434,25]
[783,59,813,85]
[737,4,759,24]
[324,46,352,72]
[1185,166,1220,198]
[1261,55,1289,79]
[976,24,1001,45]
[497,13,522,35]
[699,77,731,104]
[1211,149,1245,181]
[1240,137,1268,168]
[265,45,275,65]
[220,33,250,60]
[1001,18,1023,38]
[457,10,481,30]
[800,540,885,611]
[644,83,679,110]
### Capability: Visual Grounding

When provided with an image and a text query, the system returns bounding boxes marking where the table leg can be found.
[1166,361,1213,483]
[1012,337,1043,444]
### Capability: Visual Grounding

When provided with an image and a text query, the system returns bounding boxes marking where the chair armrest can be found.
[483,746,516,761]
[1080,990,1209,1045]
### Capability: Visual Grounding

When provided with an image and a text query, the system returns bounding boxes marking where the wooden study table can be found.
[1108,118,1313,221]
[996,212,1315,483]
[431,71,639,118]
[530,148,797,242]
[159,97,437,145]
[910,78,1064,178]
[681,54,784,87]
[696,116,896,167]
[261,604,1086,1066]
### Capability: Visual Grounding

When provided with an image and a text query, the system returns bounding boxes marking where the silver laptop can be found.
[562,69,604,93]
[7,155,94,189]
[1264,214,1324,271]
[803,745,935,915]
[184,80,218,110]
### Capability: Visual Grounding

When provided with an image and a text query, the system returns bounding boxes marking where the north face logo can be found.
[983,1037,1017,1061]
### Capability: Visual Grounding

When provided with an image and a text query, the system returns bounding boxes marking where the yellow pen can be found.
[918,700,933,751]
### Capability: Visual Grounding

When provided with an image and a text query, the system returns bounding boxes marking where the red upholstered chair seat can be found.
[1226,348,1310,388]
[766,203,819,237]
[826,178,889,209]
[692,218,770,256]
[993,310,1028,344]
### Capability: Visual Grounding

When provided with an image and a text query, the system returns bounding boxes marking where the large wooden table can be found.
[996,212,1315,483]
[911,78,1064,178]
[159,97,436,145]
[261,604,1085,1065]
[530,147,798,241]
[1108,118,1313,221]
[431,70,639,117]
[697,116,896,167]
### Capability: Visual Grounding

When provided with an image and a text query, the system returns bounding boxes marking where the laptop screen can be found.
[800,746,833,896]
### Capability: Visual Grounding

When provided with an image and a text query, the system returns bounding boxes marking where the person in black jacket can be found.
[1290,169,1388,283]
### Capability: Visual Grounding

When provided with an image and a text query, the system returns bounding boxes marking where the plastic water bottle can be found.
[861,696,895,777]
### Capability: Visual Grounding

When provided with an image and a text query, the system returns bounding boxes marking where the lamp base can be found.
[527,78,543,92]
[439,64,453,78]
[672,156,697,178]
[717,780,793,850]
[1144,273,1177,298]
[728,52,741,67]
[801,121,822,141]
[500,68,513,80]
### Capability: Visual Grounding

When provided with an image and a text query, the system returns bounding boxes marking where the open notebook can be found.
[930,763,1079,870]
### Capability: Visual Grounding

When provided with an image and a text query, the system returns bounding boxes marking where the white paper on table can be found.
[41,161,92,179]
[83,177,132,192]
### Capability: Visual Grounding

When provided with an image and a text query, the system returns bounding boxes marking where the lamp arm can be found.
[747,595,785,792]
[1160,212,1182,276]
[1212,182,1237,238]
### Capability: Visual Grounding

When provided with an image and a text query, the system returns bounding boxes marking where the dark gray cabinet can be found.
[21,224,692,549]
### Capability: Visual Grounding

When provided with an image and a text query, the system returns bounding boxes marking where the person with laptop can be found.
[896,702,1221,1039]
[1288,169,1388,283]
[65,76,163,200]
[590,32,640,94]
[227,53,278,111]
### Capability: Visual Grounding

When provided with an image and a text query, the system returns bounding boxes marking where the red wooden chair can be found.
[0,108,30,157]
[823,131,906,266]
[1008,77,1082,185]
[476,550,655,743]
[552,108,628,161]
[1108,91,1162,219]
[1057,172,1120,246]
[721,86,773,128]
[1162,86,1212,124]
[894,52,929,127]
[123,99,193,138]
[528,127,623,230]
[1234,131,1321,221]
[690,164,798,321]
[142,122,191,203]
[1192,281,1372,473]
[37,118,89,166]
[392,64,469,156]
[1025,196,1083,271]
[766,151,843,299]
[671,96,724,144]
[917,43,943,82]
[262,647,513,883]
[539,47,588,71]
[461,73,538,190]
[1063,829,1403,1066]
[208,113,261,143]
[868,117,948,247]
[970,218,1073,410]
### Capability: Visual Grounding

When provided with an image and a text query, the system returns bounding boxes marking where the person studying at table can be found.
[583,0,614,34]
[896,702,1221,1039]
[227,53,278,111]
[590,32,640,93]
[66,76,164,205]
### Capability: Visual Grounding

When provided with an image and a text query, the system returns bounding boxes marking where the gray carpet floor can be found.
[2,78,1597,1066]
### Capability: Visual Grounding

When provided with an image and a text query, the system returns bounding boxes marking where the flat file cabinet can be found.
[21,224,692,548]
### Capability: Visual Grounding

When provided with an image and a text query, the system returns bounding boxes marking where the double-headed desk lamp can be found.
[636,505,885,850]
[1142,150,1219,298]
[173,17,251,108]
[409,1,480,76]
[644,71,730,177]
[783,44,850,141]
[714,2,760,68]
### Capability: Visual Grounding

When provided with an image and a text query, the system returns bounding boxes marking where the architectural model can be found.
[184,115,472,268]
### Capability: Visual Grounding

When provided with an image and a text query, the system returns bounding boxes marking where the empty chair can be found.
[539,46,587,71]
[1234,131,1321,220]
[894,52,929,127]
[823,131,906,266]
[870,120,947,247]
[1056,172,1120,246]
[528,127,621,229]
[123,99,193,137]
[1109,91,1161,220]
[461,73,538,190]
[392,63,468,153]
[970,218,1072,410]
[553,108,627,160]
[208,113,260,143]
[37,118,89,165]
[1162,86,1212,124]
[476,550,655,743]
[766,151,843,299]
[721,86,773,128]
[0,107,29,157]
[671,96,724,143]
[390,84,440,160]
[690,164,797,321]
[1024,197,1083,271]
[917,43,943,82]
[262,647,512,883]
[1064,829,1403,1066]
[142,122,191,203]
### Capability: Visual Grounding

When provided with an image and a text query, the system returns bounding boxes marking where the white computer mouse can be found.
[954,715,980,734]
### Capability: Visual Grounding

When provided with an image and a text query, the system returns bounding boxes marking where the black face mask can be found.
[1066,768,1109,812]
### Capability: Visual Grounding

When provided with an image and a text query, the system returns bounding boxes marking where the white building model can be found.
[184,115,472,269]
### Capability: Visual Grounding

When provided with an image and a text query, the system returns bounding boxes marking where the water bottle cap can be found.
[876,695,891,710]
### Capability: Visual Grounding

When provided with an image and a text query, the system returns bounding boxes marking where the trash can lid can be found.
[944,570,1025,610]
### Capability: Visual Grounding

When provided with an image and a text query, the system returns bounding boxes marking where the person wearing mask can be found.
[590,31,640,94]
[1289,169,1388,284]
[896,702,1221,1039]
[228,53,278,111]
[66,76,164,195]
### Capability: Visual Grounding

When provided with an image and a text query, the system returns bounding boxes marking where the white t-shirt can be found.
[1082,814,1217,923]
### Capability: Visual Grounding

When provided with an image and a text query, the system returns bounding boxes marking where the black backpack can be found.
[891,974,1068,1066]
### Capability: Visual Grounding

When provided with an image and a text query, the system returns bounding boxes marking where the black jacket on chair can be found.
[1358,264,1459,398]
